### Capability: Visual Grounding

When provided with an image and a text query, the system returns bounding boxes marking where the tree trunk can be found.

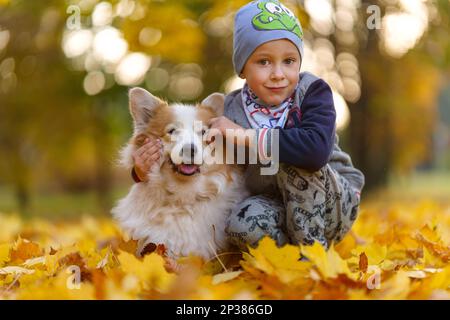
[92,98,113,214]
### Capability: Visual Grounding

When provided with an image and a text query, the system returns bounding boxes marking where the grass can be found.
[0,185,129,220]
[1,169,449,220]
[366,170,450,205]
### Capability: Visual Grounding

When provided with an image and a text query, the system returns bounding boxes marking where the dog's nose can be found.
[181,143,197,160]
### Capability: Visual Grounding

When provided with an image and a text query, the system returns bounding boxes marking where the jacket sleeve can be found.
[276,79,336,172]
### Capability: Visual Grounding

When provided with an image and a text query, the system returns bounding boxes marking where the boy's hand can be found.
[207,116,244,142]
[207,116,255,147]
[132,137,163,182]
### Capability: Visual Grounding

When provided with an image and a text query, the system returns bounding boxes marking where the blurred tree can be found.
[0,1,88,213]
[0,1,129,213]
[291,0,447,190]
[348,0,446,189]
[1,0,449,215]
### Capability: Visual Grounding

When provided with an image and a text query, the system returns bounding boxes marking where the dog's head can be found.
[124,87,225,181]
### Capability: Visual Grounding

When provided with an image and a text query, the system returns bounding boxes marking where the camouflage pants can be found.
[225,163,361,249]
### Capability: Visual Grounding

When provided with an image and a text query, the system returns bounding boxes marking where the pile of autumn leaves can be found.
[0,200,449,300]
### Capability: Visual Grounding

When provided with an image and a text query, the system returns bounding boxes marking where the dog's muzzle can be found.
[172,143,201,176]
[181,143,197,161]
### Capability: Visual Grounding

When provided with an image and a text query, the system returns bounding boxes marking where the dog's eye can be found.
[201,129,206,135]
[167,128,176,135]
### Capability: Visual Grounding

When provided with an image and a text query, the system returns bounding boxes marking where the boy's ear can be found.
[129,87,165,132]
[201,92,225,116]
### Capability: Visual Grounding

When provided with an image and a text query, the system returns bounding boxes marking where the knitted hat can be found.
[233,0,304,75]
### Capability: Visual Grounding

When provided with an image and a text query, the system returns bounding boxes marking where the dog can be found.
[112,88,248,260]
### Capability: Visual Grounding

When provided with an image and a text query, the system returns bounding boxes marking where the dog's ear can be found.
[201,93,225,116]
[129,87,165,132]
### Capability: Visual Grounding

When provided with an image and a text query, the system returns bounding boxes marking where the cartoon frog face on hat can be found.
[252,0,303,39]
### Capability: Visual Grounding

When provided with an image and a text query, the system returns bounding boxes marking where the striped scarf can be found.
[241,83,296,129]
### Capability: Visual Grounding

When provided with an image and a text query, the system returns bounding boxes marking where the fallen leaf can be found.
[10,238,42,263]
[0,266,35,275]
[0,243,10,266]
[300,242,357,280]
[242,237,310,283]
[212,271,243,285]
[117,251,175,293]
[359,252,368,273]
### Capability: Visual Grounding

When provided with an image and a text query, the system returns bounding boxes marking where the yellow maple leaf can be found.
[0,197,448,300]
[415,228,450,263]
[373,271,411,300]
[17,271,96,300]
[192,275,258,300]
[407,266,450,299]
[0,243,10,266]
[212,270,243,285]
[10,237,42,264]
[425,266,450,291]
[117,250,175,293]
[0,266,35,275]
[301,242,358,280]
[242,237,310,283]
[43,245,79,275]
[334,232,358,259]
[422,246,447,268]
[351,244,388,266]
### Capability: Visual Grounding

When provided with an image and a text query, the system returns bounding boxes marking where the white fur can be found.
[166,104,204,166]
[112,169,247,259]
[112,92,248,259]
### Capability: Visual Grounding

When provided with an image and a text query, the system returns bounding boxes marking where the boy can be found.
[132,0,364,250]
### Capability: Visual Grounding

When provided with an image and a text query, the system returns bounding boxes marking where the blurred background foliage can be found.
[0,0,449,218]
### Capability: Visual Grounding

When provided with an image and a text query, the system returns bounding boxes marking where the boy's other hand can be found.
[132,137,163,182]
[207,116,256,147]
[207,116,244,143]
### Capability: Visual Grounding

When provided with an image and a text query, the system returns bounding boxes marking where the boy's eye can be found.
[284,58,295,64]
[257,59,270,66]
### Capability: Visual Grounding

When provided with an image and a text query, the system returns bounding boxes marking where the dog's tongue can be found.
[178,164,199,175]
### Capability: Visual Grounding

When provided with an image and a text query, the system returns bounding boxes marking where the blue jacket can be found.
[224,72,365,193]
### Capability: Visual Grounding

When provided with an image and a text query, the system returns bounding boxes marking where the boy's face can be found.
[241,39,301,106]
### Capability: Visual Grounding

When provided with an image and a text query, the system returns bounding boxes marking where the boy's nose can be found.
[270,65,285,80]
